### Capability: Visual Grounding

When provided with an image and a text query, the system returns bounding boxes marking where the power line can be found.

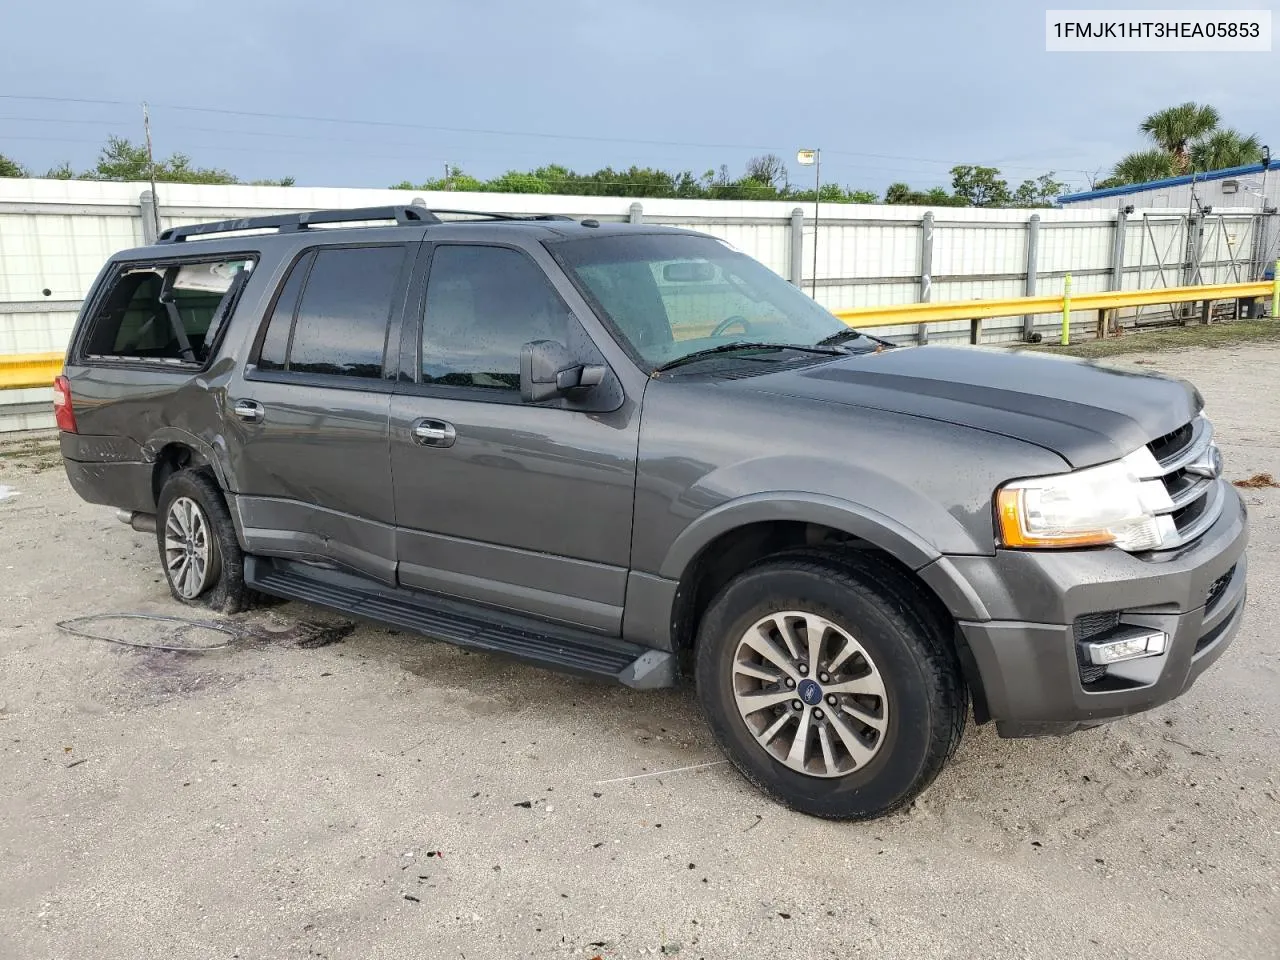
[0,130,960,183]
[0,93,1077,174]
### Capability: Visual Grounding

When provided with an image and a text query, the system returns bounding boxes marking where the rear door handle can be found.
[232,399,264,423]
[411,418,456,448]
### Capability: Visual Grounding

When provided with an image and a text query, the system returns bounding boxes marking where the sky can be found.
[0,0,1275,196]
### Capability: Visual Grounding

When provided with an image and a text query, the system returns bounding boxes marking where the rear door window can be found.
[253,245,408,379]
[82,257,255,365]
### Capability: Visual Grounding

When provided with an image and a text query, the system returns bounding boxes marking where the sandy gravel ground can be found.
[1,344,1277,960]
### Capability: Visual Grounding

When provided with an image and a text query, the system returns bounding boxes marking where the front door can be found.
[229,241,414,584]
[389,241,639,633]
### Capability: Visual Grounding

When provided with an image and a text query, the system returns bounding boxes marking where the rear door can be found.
[228,241,414,584]
[388,240,640,633]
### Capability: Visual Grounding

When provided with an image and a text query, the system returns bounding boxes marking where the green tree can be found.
[250,175,297,187]
[1113,148,1177,184]
[0,153,26,177]
[1010,172,1066,207]
[84,136,240,184]
[950,165,1010,206]
[884,182,911,204]
[44,162,75,179]
[745,154,787,190]
[1189,130,1262,171]
[884,181,967,206]
[1141,102,1220,172]
[483,169,552,193]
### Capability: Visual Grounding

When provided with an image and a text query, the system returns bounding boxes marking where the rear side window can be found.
[254,246,406,379]
[81,258,255,365]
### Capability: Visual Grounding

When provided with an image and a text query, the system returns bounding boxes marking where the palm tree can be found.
[1140,102,1221,172]
[1189,130,1262,171]
[1113,149,1177,185]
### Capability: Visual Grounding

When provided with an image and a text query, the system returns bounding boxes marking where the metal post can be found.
[1184,211,1206,286]
[1061,273,1072,346]
[789,207,805,286]
[811,151,821,298]
[141,102,160,240]
[1273,259,1279,318]
[918,212,934,345]
[1022,214,1040,340]
[139,190,157,245]
[1102,207,1128,337]
[628,202,643,224]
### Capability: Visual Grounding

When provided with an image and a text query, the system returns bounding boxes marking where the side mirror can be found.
[520,340,606,403]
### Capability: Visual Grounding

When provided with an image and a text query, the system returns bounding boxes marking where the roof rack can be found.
[429,209,576,222]
[156,205,439,244]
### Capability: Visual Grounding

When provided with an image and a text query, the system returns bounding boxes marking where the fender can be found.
[140,426,234,494]
[657,491,941,580]
[652,491,992,625]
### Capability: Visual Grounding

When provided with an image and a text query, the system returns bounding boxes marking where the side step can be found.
[244,557,675,689]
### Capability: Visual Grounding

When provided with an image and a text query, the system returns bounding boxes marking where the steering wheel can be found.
[710,315,751,338]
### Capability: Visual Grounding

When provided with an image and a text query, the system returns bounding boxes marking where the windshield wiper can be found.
[816,327,866,347]
[816,326,897,350]
[654,342,844,373]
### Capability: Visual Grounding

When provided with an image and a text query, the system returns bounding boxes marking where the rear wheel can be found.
[155,470,250,614]
[694,553,966,820]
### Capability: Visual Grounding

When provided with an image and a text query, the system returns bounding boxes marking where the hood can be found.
[725,345,1201,468]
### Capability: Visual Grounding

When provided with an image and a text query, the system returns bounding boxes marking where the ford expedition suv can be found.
[56,205,1248,819]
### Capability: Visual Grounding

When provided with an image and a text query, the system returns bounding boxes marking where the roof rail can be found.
[429,209,576,222]
[156,205,440,243]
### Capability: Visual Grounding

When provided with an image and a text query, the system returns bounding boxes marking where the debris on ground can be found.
[1233,472,1280,488]
[0,485,20,502]
[54,612,356,653]
[57,614,238,652]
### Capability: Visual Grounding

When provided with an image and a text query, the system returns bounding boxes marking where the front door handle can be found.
[411,418,456,448]
[232,399,264,423]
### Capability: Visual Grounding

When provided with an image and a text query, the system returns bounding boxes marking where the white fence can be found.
[1,177,1273,430]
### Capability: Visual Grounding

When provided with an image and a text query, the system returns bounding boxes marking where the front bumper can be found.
[951,480,1248,738]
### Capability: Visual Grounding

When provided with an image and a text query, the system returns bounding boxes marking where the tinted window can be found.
[274,246,406,378]
[422,245,572,390]
[256,252,313,371]
[83,258,254,363]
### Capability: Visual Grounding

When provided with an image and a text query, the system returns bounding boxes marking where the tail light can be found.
[52,375,77,433]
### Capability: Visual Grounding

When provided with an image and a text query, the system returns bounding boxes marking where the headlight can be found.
[996,446,1175,550]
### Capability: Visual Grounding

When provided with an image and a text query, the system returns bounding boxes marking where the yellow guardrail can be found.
[0,273,1277,390]
[0,352,63,391]
[832,280,1275,329]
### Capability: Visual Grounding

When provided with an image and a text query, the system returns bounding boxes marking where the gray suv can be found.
[56,205,1248,819]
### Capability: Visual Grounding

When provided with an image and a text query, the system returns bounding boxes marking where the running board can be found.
[244,557,675,689]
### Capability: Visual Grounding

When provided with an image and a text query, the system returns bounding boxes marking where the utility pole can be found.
[443,162,452,190]
[142,102,160,238]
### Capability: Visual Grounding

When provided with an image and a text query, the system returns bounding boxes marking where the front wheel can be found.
[694,554,967,820]
[156,470,250,614]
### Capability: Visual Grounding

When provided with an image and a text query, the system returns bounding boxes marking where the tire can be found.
[155,469,251,615]
[694,552,967,820]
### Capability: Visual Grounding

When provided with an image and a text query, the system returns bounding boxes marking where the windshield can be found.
[552,234,852,368]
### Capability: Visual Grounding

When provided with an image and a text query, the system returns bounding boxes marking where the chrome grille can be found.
[1146,415,1223,549]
